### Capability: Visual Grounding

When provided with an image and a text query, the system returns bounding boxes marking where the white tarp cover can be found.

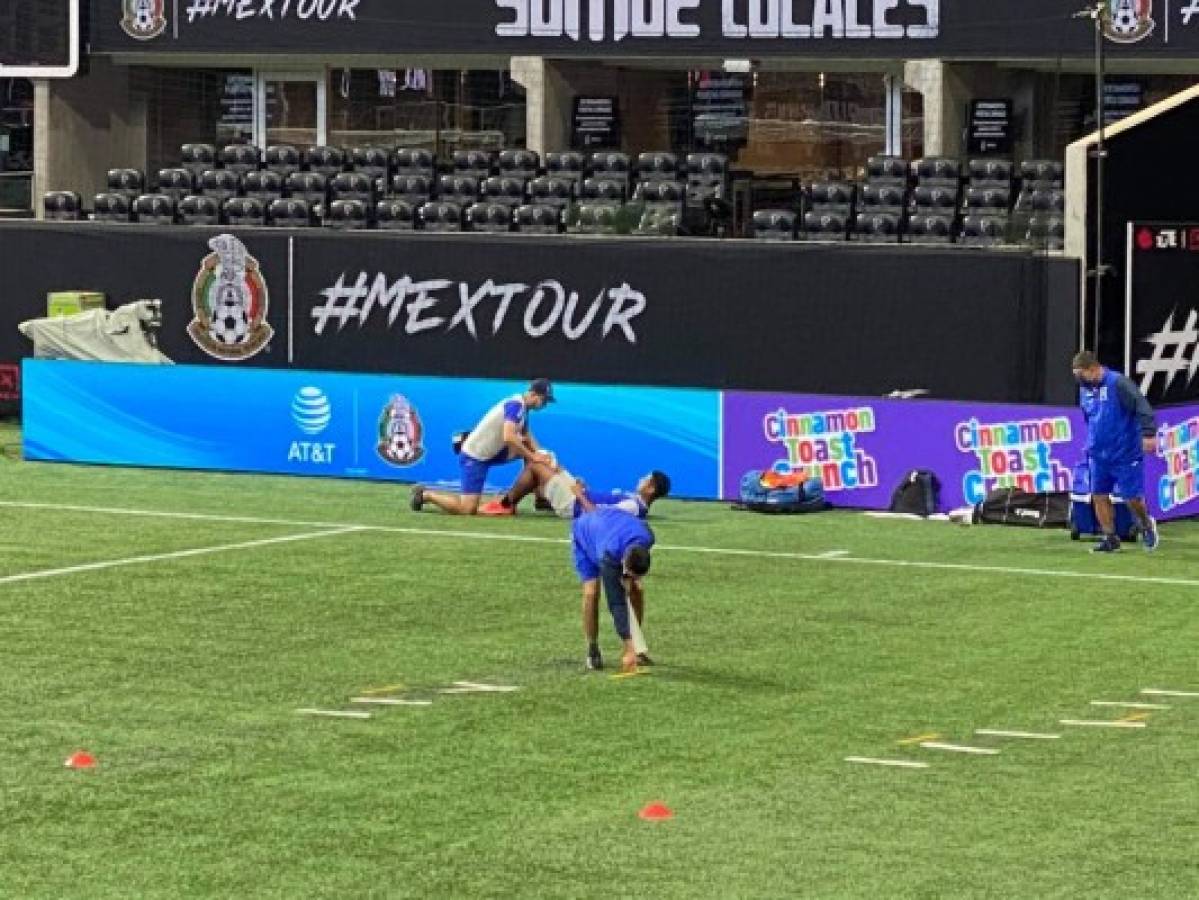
[19,301,172,364]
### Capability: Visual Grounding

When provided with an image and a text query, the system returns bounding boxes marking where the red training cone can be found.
[64,751,96,769]
[638,802,673,821]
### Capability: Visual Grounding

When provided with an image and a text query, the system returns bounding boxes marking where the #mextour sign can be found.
[92,0,1199,56]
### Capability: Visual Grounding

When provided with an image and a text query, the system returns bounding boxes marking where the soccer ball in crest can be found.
[1105,0,1154,43]
[187,234,274,361]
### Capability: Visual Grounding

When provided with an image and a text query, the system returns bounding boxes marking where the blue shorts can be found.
[571,545,632,640]
[572,532,600,581]
[459,450,511,495]
[1090,456,1144,500]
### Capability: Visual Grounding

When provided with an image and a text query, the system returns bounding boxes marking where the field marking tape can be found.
[1060,719,1147,729]
[919,741,1001,755]
[845,757,929,769]
[975,730,1062,740]
[296,709,372,719]
[897,732,942,746]
[1141,689,1199,697]
[2,500,1199,589]
[0,526,366,586]
[350,697,432,706]
[1090,701,1171,710]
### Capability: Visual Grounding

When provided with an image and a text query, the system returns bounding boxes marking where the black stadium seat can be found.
[268,198,313,227]
[959,214,1009,247]
[686,152,728,202]
[43,191,82,221]
[106,168,145,201]
[865,155,908,185]
[967,158,1013,188]
[569,204,618,235]
[388,174,434,204]
[133,193,177,225]
[580,177,624,205]
[636,151,680,182]
[589,152,630,190]
[219,144,262,176]
[157,168,195,203]
[528,175,574,209]
[437,175,480,206]
[515,204,560,235]
[375,199,418,230]
[911,157,960,186]
[860,183,906,214]
[545,151,586,184]
[199,169,241,204]
[452,149,492,181]
[481,176,526,208]
[906,214,955,244]
[93,192,132,223]
[419,201,463,233]
[1026,214,1065,251]
[352,145,391,182]
[809,181,855,214]
[801,210,849,241]
[179,194,221,226]
[498,149,540,181]
[854,212,902,243]
[330,171,375,206]
[286,172,328,209]
[264,144,302,177]
[325,199,368,230]
[223,197,266,227]
[304,145,347,179]
[963,186,1011,214]
[1019,159,1064,187]
[466,201,513,233]
[394,148,435,177]
[180,143,216,178]
[752,210,796,241]
[1016,187,1065,214]
[634,180,684,210]
[244,169,285,204]
[909,184,959,216]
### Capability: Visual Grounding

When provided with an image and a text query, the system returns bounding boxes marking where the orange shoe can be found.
[479,499,515,516]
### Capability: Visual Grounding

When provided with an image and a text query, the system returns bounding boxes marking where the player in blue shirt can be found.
[572,507,655,672]
[1073,351,1159,552]
[410,378,556,515]
[482,460,670,520]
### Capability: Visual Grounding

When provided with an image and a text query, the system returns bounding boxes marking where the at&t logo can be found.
[289,386,336,464]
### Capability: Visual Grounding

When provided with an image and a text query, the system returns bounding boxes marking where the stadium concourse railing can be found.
[0,220,1079,419]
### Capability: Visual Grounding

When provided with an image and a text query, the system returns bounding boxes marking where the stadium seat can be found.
[635,208,681,237]
[635,151,680,182]
[394,148,436,178]
[452,149,493,181]
[199,169,241,204]
[268,198,313,227]
[437,175,481,207]
[589,152,631,191]
[1019,159,1064,187]
[906,214,955,244]
[514,204,561,235]
[244,169,285,204]
[1015,187,1065,214]
[93,192,133,223]
[909,184,959,216]
[865,155,909,185]
[633,180,685,211]
[569,204,618,235]
[304,146,348,179]
[809,181,855,215]
[133,193,178,225]
[686,152,729,202]
[466,201,513,233]
[352,146,391,183]
[156,168,195,203]
[545,151,586,185]
[375,199,418,230]
[527,175,575,209]
[752,210,797,241]
[911,157,961,186]
[387,174,434,204]
[43,191,83,221]
[325,199,369,230]
[481,176,526,208]
[264,144,302,178]
[220,144,262,176]
[286,172,328,209]
[179,194,221,226]
[330,172,375,206]
[580,177,624,206]
[106,168,146,201]
[498,149,540,181]
[419,201,463,232]
[860,183,906,214]
[800,211,849,241]
[180,143,216,178]
[854,212,902,243]
[963,186,1012,215]
[967,158,1014,188]
[223,197,266,227]
[959,214,1009,247]
[1025,214,1065,251]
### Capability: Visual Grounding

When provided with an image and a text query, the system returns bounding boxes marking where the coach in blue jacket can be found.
[1073,351,1159,553]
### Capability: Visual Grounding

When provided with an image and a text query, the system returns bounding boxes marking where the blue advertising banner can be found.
[21,360,721,498]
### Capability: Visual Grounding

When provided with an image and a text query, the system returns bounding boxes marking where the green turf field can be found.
[2,417,1198,899]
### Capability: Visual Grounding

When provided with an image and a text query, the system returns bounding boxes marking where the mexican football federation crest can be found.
[1104,0,1154,44]
[120,0,167,41]
[377,395,425,466]
[188,235,274,361]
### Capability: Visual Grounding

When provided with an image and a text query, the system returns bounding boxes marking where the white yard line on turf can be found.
[1,500,1198,589]
[845,757,929,769]
[0,526,366,586]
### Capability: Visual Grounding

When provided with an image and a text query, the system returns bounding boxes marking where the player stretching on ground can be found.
[410,379,556,516]
[1072,351,1159,552]
[571,506,655,672]
[483,463,671,520]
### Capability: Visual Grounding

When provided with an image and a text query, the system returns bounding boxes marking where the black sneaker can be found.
[534,495,554,512]
[410,484,425,512]
[636,652,655,667]
[586,648,604,671]
[1091,534,1122,553]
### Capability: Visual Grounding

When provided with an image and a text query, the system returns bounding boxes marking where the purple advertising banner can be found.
[721,392,1199,522]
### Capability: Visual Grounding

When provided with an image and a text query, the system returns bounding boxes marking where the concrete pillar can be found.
[902,60,971,159]
[34,57,147,218]
[511,57,571,156]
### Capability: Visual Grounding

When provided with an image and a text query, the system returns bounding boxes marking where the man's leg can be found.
[1118,458,1158,551]
[600,557,638,672]
[1089,459,1122,552]
[421,490,481,515]
[1093,493,1116,533]
[414,455,488,515]
[581,579,602,669]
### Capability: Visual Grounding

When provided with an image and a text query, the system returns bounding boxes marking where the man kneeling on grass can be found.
[571,506,655,672]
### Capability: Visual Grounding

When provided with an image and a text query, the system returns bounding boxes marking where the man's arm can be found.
[1115,375,1157,451]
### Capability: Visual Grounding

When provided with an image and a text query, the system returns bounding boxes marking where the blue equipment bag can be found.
[1069,460,1139,542]
[735,470,829,514]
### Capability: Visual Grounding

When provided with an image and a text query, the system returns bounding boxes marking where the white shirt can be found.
[461,394,527,462]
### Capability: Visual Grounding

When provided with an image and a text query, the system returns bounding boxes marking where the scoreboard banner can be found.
[89,0,1199,58]
[1125,222,1199,406]
[0,0,80,78]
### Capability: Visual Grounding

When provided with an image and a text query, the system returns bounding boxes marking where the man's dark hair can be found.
[1072,350,1100,369]
[649,471,672,499]
[626,545,652,577]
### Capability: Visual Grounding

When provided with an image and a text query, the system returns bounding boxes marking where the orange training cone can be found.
[64,751,96,769]
[638,802,673,821]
